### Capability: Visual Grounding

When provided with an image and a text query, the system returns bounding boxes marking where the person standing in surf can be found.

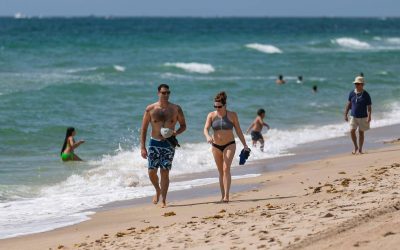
[246,108,270,152]
[344,76,372,154]
[204,91,249,203]
[60,127,85,161]
[140,83,186,208]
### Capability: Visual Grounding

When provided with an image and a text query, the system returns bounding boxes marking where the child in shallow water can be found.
[246,109,270,152]
[60,127,84,161]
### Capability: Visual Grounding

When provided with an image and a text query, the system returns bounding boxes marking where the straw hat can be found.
[353,76,365,84]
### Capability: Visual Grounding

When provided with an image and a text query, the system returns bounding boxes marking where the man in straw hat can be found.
[344,75,372,154]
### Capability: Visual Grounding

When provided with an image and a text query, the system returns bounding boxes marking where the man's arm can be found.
[367,105,372,123]
[140,107,151,159]
[344,101,351,122]
[175,105,187,136]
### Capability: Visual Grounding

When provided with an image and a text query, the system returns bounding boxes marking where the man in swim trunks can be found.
[140,83,186,208]
[246,108,270,151]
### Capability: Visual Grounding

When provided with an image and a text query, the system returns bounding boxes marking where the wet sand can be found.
[1,140,399,249]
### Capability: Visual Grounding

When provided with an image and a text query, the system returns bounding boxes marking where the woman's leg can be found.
[212,147,224,201]
[222,144,236,202]
[73,154,83,161]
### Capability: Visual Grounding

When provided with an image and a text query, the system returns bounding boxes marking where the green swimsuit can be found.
[61,152,74,161]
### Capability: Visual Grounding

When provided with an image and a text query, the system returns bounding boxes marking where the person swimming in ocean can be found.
[276,74,286,85]
[312,85,318,93]
[60,127,84,161]
[297,75,303,84]
[246,108,270,152]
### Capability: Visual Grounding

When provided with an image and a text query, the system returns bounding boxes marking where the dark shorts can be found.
[251,131,263,141]
[148,138,175,170]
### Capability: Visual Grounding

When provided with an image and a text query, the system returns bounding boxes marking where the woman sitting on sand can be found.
[60,127,85,161]
[203,91,249,202]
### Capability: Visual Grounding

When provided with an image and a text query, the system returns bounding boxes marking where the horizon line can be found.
[1,15,399,19]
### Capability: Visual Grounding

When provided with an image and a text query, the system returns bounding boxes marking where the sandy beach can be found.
[1,140,399,250]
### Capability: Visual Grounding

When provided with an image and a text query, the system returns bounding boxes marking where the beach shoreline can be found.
[1,126,399,249]
[99,123,400,212]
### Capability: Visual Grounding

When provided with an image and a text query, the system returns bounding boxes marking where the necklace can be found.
[355,91,363,103]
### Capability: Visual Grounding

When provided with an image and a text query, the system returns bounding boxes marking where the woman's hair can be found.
[61,127,75,155]
[214,91,227,105]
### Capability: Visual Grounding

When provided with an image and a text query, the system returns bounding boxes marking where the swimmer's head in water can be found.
[278,75,283,80]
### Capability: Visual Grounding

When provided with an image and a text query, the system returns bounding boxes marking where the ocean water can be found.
[1,17,400,239]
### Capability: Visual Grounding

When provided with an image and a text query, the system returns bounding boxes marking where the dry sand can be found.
[1,144,399,250]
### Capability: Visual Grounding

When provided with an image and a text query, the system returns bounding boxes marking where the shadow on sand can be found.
[169,195,297,207]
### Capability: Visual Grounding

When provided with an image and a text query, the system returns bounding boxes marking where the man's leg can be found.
[358,130,365,154]
[350,129,358,154]
[148,169,161,204]
[160,169,170,208]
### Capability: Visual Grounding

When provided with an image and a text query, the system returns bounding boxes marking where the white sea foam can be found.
[0,173,258,239]
[245,43,282,54]
[66,67,98,74]
[385,38,400,45]
[333,38,371,49]
[1,102,400,239]
[66,65,126,74]
[164,62,215,74]
[113,65,126,72]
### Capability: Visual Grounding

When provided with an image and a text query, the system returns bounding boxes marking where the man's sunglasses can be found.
[214,105,224,109]
[160,91,171,95]
[354,82,362,86]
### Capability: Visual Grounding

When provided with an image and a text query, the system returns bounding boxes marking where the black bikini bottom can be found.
[212,141,236,152]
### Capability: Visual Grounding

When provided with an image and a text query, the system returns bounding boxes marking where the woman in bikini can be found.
[204,91,249,202]
[60,127,85,161]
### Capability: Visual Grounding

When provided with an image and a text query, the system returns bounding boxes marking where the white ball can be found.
[160,128,173,138]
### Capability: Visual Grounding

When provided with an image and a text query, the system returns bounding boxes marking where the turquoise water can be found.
[0,17,400,238]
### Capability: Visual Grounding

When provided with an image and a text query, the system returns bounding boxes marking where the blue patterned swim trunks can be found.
[148,138,175,170]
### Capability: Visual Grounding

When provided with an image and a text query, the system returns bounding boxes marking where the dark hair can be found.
[278,75,283,80]
[257,109,266,116]
[61,127,75,155]
[158,83,169,92]
[214,91,227,105]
